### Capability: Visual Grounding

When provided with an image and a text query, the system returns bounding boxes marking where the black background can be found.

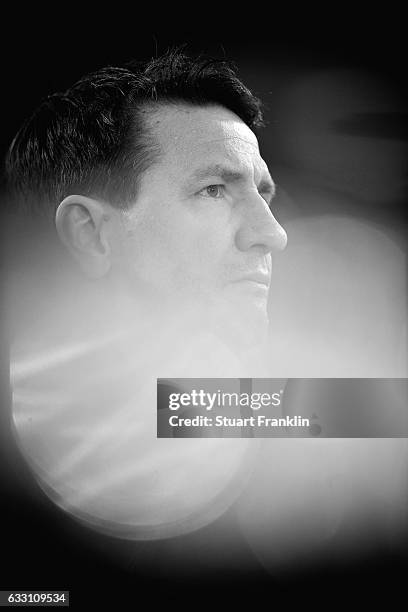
[0,11,407,608]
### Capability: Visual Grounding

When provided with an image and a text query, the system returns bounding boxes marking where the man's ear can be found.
[55,195,113,278]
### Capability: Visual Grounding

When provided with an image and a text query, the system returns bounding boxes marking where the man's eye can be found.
[198,185,225,198]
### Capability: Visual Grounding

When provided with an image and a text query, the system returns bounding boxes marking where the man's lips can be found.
[229,272,271,287]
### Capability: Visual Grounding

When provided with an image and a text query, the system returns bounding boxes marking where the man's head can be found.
[5,50,287,347]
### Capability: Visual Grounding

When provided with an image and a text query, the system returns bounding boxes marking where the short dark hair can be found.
[4,49,264,219]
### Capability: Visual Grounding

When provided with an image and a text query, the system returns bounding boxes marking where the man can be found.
[5,49,286,351]
[3,50,286,542]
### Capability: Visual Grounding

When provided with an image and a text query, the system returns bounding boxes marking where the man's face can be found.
[116,103,287,346]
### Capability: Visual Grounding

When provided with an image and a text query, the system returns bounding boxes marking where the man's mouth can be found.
[230,272,270,288]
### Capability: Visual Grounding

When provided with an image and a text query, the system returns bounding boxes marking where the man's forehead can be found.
[149,103,258,147]
[148,102,265,172]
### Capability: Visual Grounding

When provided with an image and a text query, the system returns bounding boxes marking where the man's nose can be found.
[235,196,288,253]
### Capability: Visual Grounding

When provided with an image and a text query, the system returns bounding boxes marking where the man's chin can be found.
[208,297,270,353]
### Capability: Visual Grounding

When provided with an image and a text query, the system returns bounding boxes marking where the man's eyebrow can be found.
[189,164,245,183]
